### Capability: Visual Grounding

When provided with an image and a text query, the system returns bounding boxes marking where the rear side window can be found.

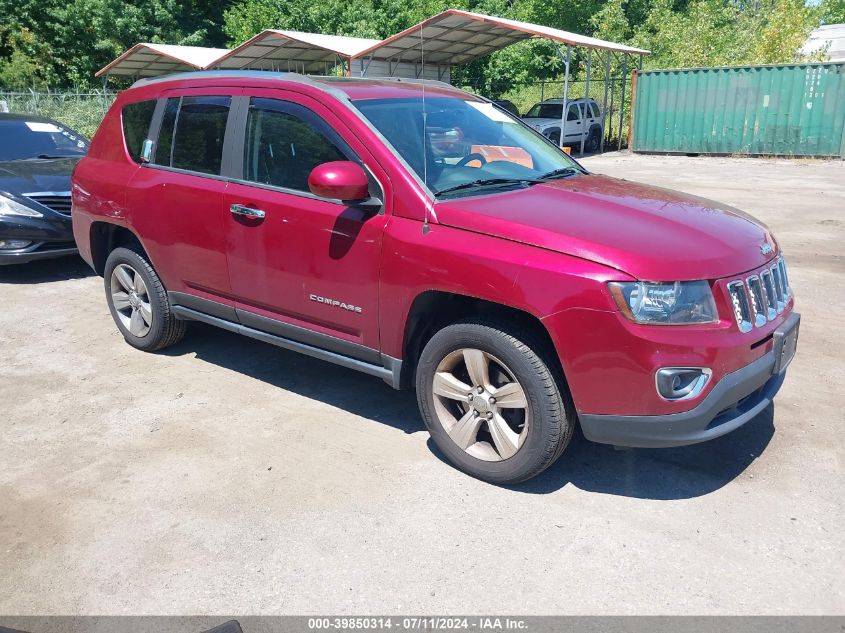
[153,95,231,175]
[154,98,179,167]
[243,98,347,192]
[121,100,156,163]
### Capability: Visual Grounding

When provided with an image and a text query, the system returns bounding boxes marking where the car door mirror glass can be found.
[140,139,154,163]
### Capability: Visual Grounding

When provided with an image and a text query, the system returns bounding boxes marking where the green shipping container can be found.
[631,62,845,157]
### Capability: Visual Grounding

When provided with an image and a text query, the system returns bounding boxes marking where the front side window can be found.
[153,96,230,175]
[122,100,156,163]
[567,104,581,122]
[353,96,582,198]
[243,98,346,192]
[0,118,88,161]
[590,102,601,118]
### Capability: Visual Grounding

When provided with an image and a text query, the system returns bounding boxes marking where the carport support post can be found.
[580,48,592,155]
[558,45,571,149]
[617,54,628,151]
[601,50,611,153]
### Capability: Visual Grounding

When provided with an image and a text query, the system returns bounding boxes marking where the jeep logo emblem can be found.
[760,243,773,255]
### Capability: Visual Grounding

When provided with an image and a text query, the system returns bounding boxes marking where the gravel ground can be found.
[1,152,842,615]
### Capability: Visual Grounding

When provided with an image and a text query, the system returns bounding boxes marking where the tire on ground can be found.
[416,319,574,484]
[103,246,186,352]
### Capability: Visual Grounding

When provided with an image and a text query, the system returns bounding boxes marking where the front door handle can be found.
[230,204,265,219]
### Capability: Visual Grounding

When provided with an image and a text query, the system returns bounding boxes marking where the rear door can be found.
[222,89,390,353]
[126,88,240,315]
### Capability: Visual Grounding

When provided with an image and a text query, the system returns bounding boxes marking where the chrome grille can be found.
[760,270,777,320]
[778,258,790,293]
[746,276,768,327]
[727,281,753,333]
[24,192,72,216]
[727,256,791,332]
[770,265,785,313]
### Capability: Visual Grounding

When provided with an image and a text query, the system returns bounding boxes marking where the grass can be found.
[0,90,115,138]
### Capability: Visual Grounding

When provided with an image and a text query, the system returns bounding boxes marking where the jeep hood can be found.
[433,174,777,281]
[524,117,559,130]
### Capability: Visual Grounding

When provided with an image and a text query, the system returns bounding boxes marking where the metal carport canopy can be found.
[352,9,649,66]
[95,43,229,77]
[211,30,382,74]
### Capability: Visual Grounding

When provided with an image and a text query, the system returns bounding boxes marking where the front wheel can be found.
[416,320,574,484]
[585,128,601,153]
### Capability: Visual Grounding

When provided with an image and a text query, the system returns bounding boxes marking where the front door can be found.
[563,102,587,145]
[222,90,389,354]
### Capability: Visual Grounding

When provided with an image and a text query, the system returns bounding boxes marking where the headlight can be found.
[0,194,42,218]
[608,281,718,325]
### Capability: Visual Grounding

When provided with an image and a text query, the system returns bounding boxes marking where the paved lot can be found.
[1,153,843,615]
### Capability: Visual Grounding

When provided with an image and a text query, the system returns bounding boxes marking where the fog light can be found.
[655,367,712,400]
[0,239,32,250]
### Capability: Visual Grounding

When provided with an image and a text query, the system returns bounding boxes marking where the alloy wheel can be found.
[431,348,530,461]
[110,263,153,337]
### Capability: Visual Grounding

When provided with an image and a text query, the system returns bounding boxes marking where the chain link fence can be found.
[0,89,116,138]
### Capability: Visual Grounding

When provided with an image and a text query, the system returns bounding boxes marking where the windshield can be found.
[353,96,582,198]
[524,103,563,119]
[0,119,89,161]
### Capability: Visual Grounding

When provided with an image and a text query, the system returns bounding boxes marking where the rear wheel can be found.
[104,246,186,352]
[416,320,573,484]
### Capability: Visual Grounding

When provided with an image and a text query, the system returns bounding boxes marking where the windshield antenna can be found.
[420,25,432,235]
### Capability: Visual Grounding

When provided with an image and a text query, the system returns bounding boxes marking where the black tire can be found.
[585,128,601,153]
[416,319,574,484]
[103,245,186,352]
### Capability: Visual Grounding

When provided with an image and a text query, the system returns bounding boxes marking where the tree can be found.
[630,0,819,68]
[819,0,845,24]
[0,0,234,87]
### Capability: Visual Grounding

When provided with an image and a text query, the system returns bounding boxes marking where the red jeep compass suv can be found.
[72,71,799,484]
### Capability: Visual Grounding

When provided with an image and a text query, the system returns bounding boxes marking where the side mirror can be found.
[308,161,370,203]
[140,139,154,164]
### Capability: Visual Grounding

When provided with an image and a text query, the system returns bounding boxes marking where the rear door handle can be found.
[230,204,265,219]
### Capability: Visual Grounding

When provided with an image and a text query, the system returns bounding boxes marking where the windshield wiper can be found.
[434,177,541,198]
[538,167,580,180]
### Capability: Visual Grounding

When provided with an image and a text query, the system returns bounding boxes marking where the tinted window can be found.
[156,96,230,175]
[154,97,179,166]
[590,102,601,118]
[0,118,88,161]
[567,104,581,121]
[243,99,346,192]
[122,100,156,163]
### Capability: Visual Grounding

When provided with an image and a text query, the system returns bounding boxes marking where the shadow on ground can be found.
[166,322,775,501]
[0,256,92,284]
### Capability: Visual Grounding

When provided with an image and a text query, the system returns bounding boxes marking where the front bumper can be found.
[579,312,799,448]
[0,212,77,265]
[0,241,78,264]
